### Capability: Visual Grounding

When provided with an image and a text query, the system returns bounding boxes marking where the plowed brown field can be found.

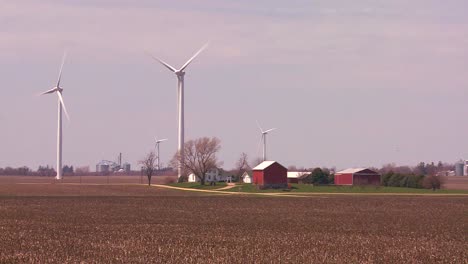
[0,183,466,263]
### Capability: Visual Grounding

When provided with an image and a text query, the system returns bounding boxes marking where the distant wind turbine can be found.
[155,137,168,170]
[148,42,209,179]
[257,121,277,161]
[39,52,70,180]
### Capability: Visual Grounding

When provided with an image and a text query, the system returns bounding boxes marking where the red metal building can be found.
[334,168,381,185]
[252,161,288,189]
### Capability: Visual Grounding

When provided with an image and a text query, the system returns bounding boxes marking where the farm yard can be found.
[0,181,467,263]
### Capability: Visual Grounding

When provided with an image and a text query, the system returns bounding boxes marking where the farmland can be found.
[223,183,468,194]
[1,181,466,263]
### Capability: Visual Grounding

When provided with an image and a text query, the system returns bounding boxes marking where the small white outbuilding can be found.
[241,171,253,183]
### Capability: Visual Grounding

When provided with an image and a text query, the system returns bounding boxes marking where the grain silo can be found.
[96,161,110,173]
[455,161,464,176]
[465,160,468,176]
[123,163,131,173]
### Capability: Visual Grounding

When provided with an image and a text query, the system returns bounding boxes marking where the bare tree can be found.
[75,166,90,175]
[423,175,444,191]
[172,137,222,185]
[234,152,250,182]
[139,152,156,186]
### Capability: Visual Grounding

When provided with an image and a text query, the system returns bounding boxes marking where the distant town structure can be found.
[252,161,288,189]
[335,168,381,185]
[122,162,131,173]
[96,153,131,173]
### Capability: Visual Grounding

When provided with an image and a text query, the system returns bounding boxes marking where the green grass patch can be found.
[226,184,468,194]
[168,182,227,190]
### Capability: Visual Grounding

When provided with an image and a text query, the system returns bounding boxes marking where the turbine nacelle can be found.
[39,52,70,121]
[262,128,276,135]
[155,138,168,144]
[40,88,70,121]
[256,121,276,135]
[148,42,209,76]
[40,87,62,95]
[51,87,63,93]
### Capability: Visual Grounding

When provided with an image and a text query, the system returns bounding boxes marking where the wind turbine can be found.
[155,137,168,170]
[39,52,70,180]
[148,42,209,179]
[257,121,276,162]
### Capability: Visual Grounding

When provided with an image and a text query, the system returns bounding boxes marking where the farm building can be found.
[335,168,381,185]
[287,171,310,183]
[241,171,253,183]
[188,168,232,183]
[253,161,288,189]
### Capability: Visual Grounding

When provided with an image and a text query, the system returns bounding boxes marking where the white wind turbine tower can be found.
[148,43,209,179]
[155,137,168,170]
[257,121,277,162]
[39,52,70,180]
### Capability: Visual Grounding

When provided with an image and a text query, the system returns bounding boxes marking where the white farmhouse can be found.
[188,168,233,183]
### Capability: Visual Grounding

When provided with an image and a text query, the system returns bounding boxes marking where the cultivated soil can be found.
[443,176,468,190]
[0,183,466,263]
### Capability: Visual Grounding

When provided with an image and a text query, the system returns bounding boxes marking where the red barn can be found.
[334,168,381,185]
[252,161,288,189]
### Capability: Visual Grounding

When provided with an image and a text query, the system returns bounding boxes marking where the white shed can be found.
[241,171,253,183]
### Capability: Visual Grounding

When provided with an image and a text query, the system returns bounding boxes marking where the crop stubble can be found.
[0,185,466,263]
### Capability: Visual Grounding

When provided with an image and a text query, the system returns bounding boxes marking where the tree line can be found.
[0,165,77,176]
[2,135,456,191]
[138,136,454,190]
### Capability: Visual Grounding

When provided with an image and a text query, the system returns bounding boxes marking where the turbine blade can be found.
[256,120,264,133]
[264,128,277,133]
[179,42,209,72]
[147,52,177,72]
[57,91,70,121]
[39,88,56,96]
[57,51,67,87]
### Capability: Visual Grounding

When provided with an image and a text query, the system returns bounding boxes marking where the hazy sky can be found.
[1,0,467,171]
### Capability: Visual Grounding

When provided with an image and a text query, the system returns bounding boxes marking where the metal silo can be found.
[465,160,468,176]
[455,161,464,176]
[96,161,110,173]
[123,163,131,173]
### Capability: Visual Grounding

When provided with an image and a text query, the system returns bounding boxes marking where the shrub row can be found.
[381,172,443,190]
